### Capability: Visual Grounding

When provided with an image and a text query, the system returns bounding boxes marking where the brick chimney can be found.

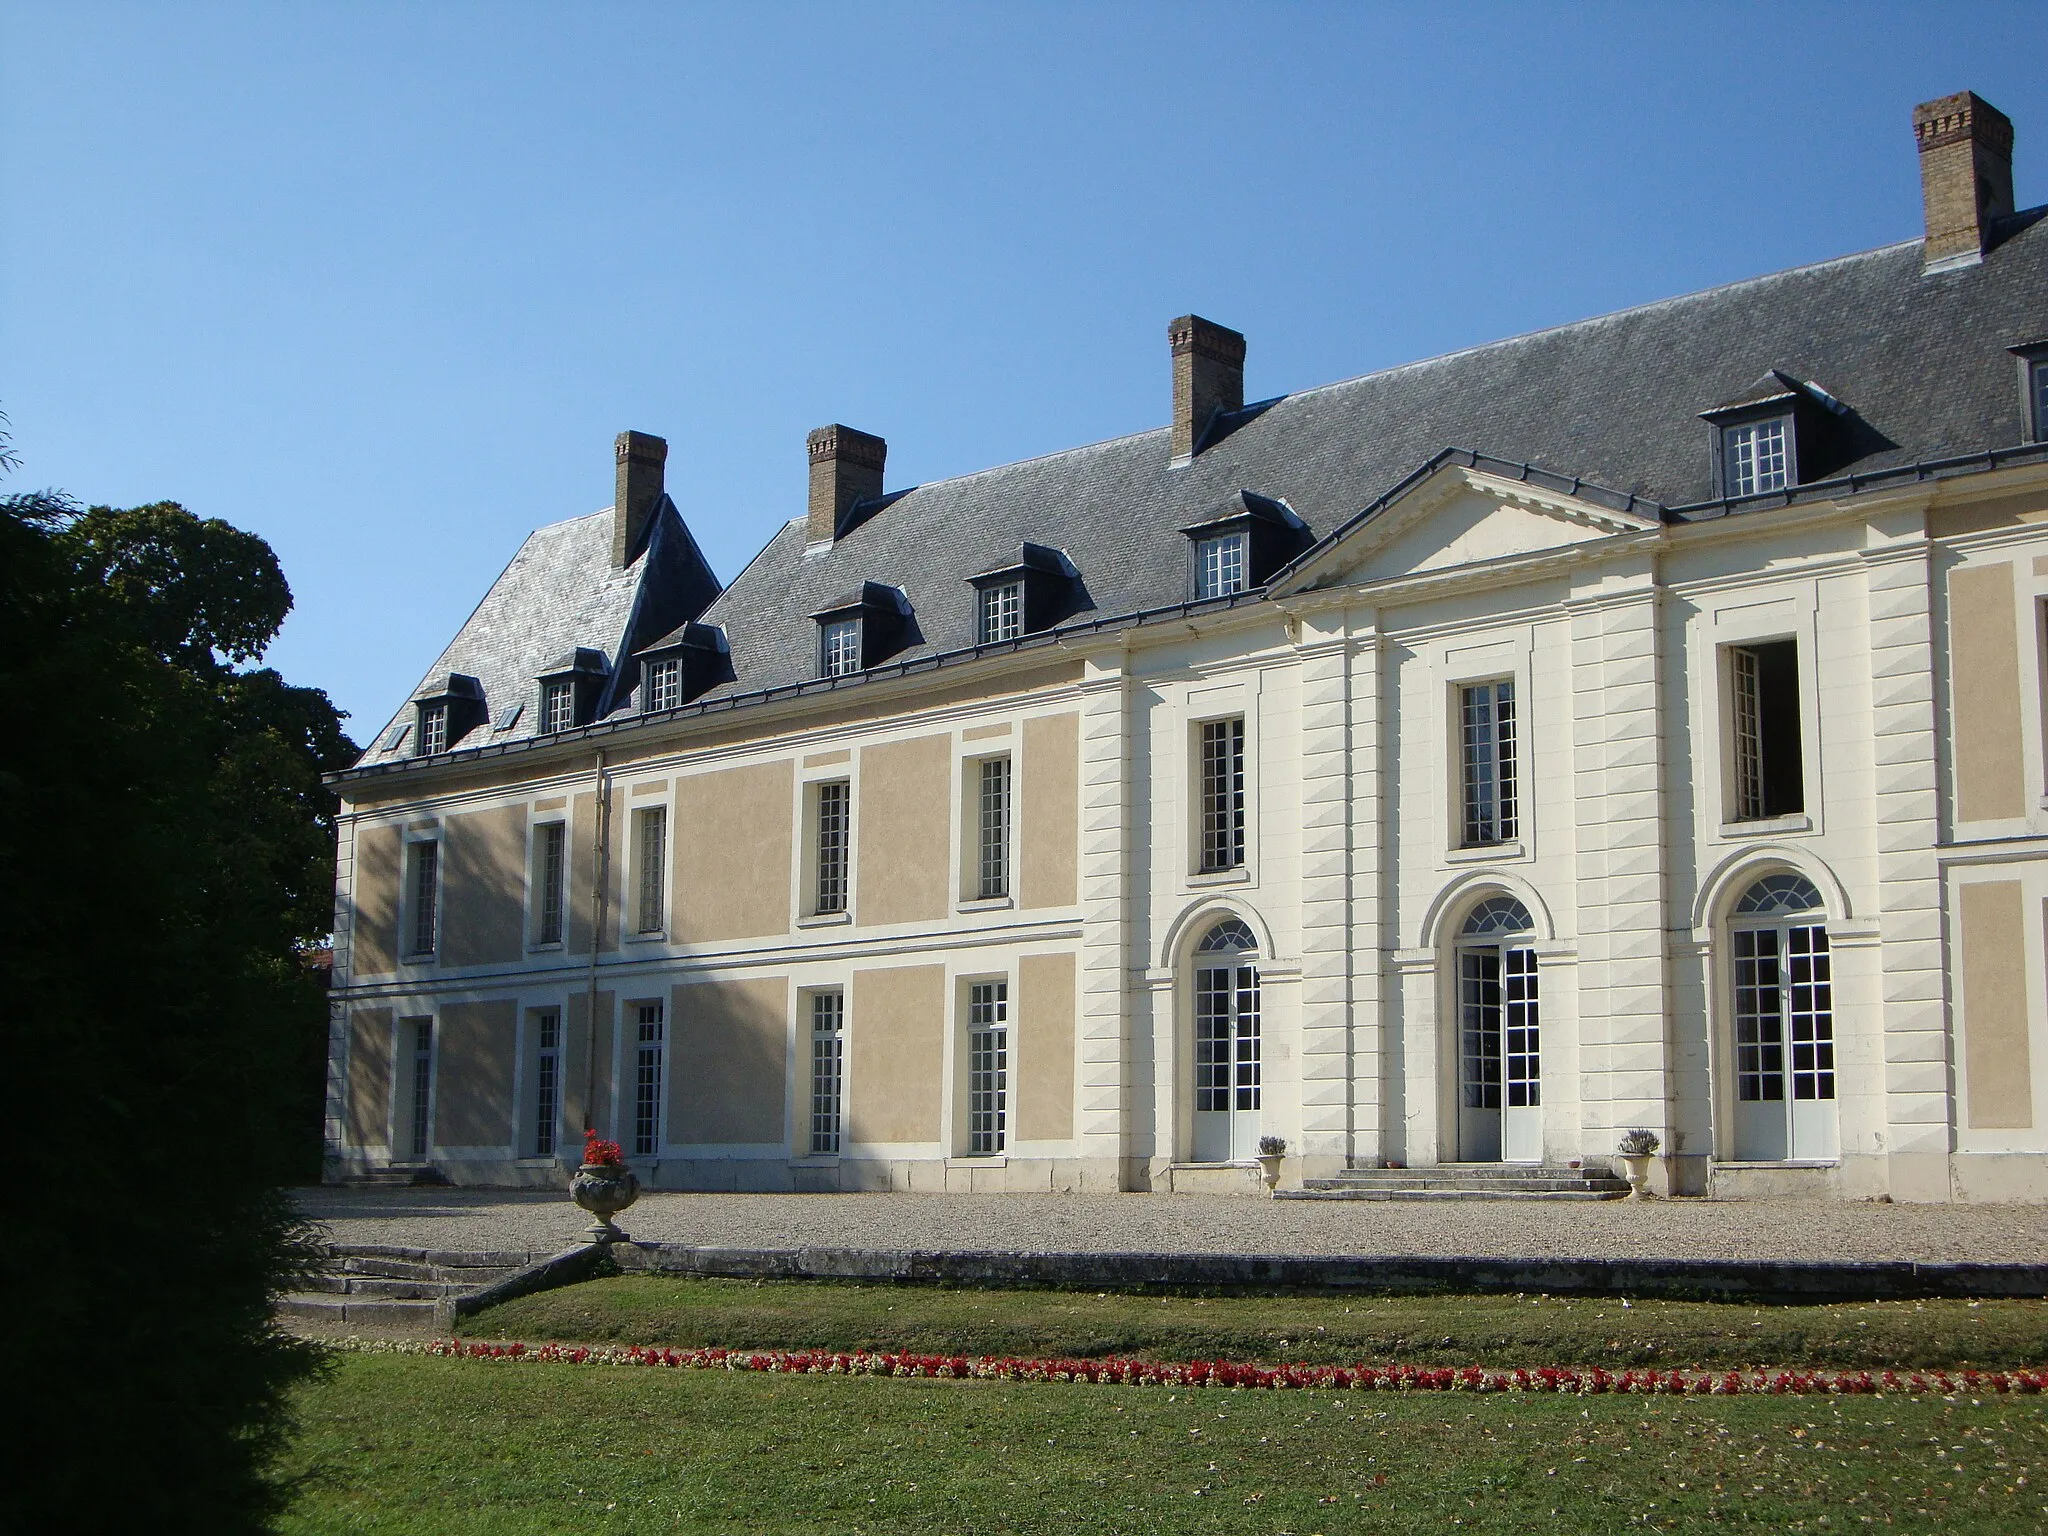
[1169,315,1246,463]
[806,424,887,545]
[612,430,667,568]
[1914,91,2015,273]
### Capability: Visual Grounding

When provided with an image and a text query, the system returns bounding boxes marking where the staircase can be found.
[275,1244,539,1328]
[1277,1164,1630,1201]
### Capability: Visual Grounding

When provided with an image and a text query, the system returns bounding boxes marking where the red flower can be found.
[582,1128,625,1167]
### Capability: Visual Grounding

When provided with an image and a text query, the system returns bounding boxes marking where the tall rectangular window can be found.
[645,658,681,713]
[408,840,439,957]
[409,1018,433,1159]
[417,703,448,757]
[1459,679,1518,846]
[541,680,576,735]
[535,821,566,945]
[633,1002,664,1157]
[1723,417,1790,497]
[1728,639,1804,820]
[814,780,850,914]
[977,756,1011,899]
[1195,532,1248,599]
[809,990,844,1155]
[1199,717,1246,872]
[533,1009,560,1158]
[967,980,1008,1155]
[635,806,667,934]
[821,619,860,678]
[978,581,1024,644]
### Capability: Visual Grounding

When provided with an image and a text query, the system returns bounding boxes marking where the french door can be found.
[1458,944,1540,1162]
[1192,961,1261,1162]
[1731,922,1837,1160]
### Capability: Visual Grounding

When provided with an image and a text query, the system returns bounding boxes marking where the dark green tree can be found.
[0,458,357,1531]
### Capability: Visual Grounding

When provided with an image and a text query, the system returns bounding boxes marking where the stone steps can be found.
[1277,1164,1629,1201]
[276,1243,541,1327]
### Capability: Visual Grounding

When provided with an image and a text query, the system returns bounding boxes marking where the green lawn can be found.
[469,1275,2048,1372]
[280,1352,2048,1534]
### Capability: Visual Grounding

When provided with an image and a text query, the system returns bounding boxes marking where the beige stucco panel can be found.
[674,760,795,942]
[1016,950,1077,1142]
[849,963,945,1144]
[437,999,517,1147]
[857,734,952,925]
[1949,562,2027,823]
[345,1005,393,1149]
[351,823,402,977]
[440,804,528,968]
[671,977,789,1145]
[564,989,616,1138]
[1960,882,2034,1130]
[1021,712,1080,909]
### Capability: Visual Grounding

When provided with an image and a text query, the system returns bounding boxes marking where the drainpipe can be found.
[581,747,612,1133]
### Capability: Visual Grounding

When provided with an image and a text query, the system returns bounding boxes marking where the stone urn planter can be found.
[1614,1128,1660,1201]
[571,1130,640,1242]
[1256,1135,1287,1192]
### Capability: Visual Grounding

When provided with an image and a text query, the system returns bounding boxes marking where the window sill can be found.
[1446,841,1523,863]
[1187,866,1251,887]
[1720,812,1812,838]
[401,952,437,964]
[957,895,1014,913]
[526,941,565,955]
[623,930,667,945]
[797,911,852,929]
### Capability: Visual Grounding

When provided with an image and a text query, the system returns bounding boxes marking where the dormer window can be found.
[2014,342,2048,445]
[811,582,912,679]
[646,657,682,711]
[1195,531,1247,599]
[540,680,576,735]
[417,704,448,756]
[821,619,860,677]
[2034,359,2048,442]
[977,580,1023,643]
[1722,417,1790,497]
[1180,491,1307,602]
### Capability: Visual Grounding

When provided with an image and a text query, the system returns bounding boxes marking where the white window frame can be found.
[540,680,576,735]
[1195,715,1247,873]
[531,818,568,947]
[1456,677,1518,848]
[403,836,440,959]
[530,1006,562,1159]
[963,978,1009,1156]
[954,752,1012,903]
[1722,416,1791,498]
[403,1014,435,1161]
[1722,636,1805,824]
[631,803,667,937]
[416,703,448,757]
[804,778,852,918]
[631,1000,665,1158]
[645,657,682,713]
[820,618,861,678]
[806,988,846,1156]
[977,580,1024,644]
[1194,531,1248,600]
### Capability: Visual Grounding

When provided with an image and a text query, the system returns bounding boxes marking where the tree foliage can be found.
[0,481,357,1532]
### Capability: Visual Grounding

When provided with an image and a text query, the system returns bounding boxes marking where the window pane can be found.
[637,807,666,933]
[542,681,576,734]
[1199,717,1246,871]
[1196,533,1247,599]
[1725,418,1789,497]
[978,581,1023,644]
[822,619,860,677]
[534,1010,560,1157]
[978,757,1010,899]
[537,822,566,944]
[967,981,1008,1155]
[410,841,439,956]
[410,1019,433,1158]
[418,704,447,756]
[1459,680,1517,845]
[634,1002,664,1156]
[815,781,849,913]
[2033,362,2048,442]
[810,991,844,1155]
[647,659,681,712]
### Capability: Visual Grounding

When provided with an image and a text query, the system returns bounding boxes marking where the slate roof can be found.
[349,211,2048,772]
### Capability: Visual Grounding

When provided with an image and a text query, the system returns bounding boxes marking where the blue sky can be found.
[5,2,2045,740]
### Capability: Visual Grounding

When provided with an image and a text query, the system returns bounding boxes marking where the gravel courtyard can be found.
[294,1186,2048,1265]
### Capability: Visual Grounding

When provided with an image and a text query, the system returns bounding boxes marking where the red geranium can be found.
[582,1128,625,1167]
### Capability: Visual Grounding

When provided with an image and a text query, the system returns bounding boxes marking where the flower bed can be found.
[333,1337,2048,1398]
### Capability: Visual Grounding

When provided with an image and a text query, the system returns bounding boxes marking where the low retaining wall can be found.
[610,1242,2048,1302]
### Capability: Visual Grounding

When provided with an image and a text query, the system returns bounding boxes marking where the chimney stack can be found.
[1914,91,2015,273]
[806,424,887,545]
[612,430,667,568]
[1169,315,1246,463]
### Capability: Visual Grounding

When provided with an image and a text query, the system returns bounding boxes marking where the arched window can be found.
[1455,895,1539,1163]
[1728,872,1835,1162]
[1190,918,1260,1162]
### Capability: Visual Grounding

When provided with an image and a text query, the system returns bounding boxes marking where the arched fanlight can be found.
[1195,917,1258,955]
[1461,895,1534,937]
[1734,872,1824,917]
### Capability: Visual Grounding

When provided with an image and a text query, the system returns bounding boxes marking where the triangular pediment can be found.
[1271,458,1663,597]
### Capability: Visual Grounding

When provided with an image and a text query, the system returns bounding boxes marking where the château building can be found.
[326,91,2048,1201]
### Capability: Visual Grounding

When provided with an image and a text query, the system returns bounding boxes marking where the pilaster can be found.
[1075,650,1135,1188]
